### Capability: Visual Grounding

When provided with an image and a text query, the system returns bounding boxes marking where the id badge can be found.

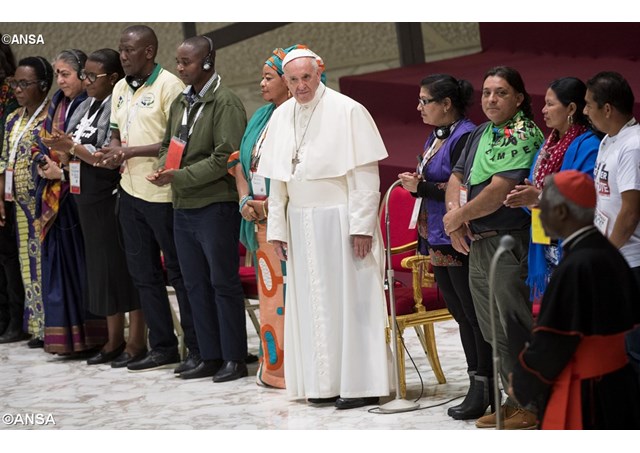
[409,198,421,229]
[165,137,186,170]
[4,169,14,202]
[531,207,551,245]
[69,160,81,194]
[459,185,468,207]
[251,172,267,201]
[594,208,609,235]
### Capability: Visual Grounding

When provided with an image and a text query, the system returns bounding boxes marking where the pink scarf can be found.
[533,124,587,189]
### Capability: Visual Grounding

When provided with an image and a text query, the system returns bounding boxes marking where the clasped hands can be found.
[36,155,63,180]
[146,167,177,186]
[503,179,540,209]
[93,146,132,169]
[40,126,72,165]
[398,171,420,193]
[443,203,472,255]
[241,199,268,223]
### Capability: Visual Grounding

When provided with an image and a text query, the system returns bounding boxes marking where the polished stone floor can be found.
[0,297,615,451]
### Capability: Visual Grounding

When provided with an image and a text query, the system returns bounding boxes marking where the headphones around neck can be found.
[435,123,453,140]
[202,36,214,71]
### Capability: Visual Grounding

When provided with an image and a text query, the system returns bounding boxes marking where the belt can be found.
[471,230,525,241]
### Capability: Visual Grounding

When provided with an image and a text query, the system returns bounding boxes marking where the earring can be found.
[287,90,292,99]
[567,114,574,125]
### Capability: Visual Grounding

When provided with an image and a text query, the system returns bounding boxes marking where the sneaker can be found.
[127,349,180,372]
[476,405,538,429]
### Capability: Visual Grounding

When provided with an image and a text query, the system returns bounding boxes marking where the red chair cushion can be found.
[239,265,258,297]
[385,286,447,316]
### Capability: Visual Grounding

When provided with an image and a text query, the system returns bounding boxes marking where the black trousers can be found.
[433,259,492,377]
[118,190,197,353]
[0,202,25,326]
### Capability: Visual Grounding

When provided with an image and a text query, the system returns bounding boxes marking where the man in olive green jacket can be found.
[149,35,248,383]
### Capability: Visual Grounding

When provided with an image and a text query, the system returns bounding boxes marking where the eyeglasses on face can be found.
[81,71,108,83]
[418,97,437,106]
[9,79,41,90]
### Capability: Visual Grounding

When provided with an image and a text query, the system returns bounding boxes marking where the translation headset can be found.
[35,56,50,92]
[67,49,86,80]
[434,123,454,140]
[202,35,214,71]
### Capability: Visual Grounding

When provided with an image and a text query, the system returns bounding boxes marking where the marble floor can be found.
[0,297,611,450]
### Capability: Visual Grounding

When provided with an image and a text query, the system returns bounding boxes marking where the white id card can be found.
[4,169,14,202]
[459,186,468,206]
[252,173,267,200]
[594,208,609,235]
[409,198,421,229]
[69,160,81,194]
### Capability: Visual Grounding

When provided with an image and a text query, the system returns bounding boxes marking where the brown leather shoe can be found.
[503,407,537,430]
[475,407,499,428]
[476,405,537,429]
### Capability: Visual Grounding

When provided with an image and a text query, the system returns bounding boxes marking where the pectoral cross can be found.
[291,155,301,174]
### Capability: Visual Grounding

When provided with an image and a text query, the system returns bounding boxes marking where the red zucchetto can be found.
[553,170,597,208]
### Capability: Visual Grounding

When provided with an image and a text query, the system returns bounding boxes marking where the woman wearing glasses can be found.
[42,49,144,366]
[34,48,109,355]
[398,74,493,420]
[0,56,52,347]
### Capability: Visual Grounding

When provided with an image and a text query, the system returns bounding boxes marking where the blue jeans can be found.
[174,202,247,361]
[118,190,197,353]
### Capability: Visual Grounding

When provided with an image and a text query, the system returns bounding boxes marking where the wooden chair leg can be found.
[170,303,186,360]
[245,298,261,336]
[414,323,446,384]
[396,327,407,398]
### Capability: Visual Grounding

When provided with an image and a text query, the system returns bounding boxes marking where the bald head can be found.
[119,25,158,77]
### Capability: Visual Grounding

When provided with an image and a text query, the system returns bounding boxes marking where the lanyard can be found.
[8,98,48,167]
[179,75,221,141]
[71,96,110,144]
[122,88,139,144]
[180,103,206,141]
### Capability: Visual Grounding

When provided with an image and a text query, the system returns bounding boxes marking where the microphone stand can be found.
[488,234,515,430]
[379,179,420,414]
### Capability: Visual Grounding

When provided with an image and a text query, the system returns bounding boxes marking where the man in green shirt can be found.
[149,36,248,382]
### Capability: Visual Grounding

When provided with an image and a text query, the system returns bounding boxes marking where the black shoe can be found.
[127,349,180,372]
[111,348,148,368]
[180,359,223,380]
[86,343,126,365]
[448,371,475,416]
[27,338,44,348]
[0,324,31,344]
[174,352,202,374]
[308,396,339,404]
[334,397,379,410]
[212,360,248,382]
[245,353,259,364]
[448,374,495,420]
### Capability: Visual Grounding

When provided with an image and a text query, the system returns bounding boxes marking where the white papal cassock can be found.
[258,83,391,399]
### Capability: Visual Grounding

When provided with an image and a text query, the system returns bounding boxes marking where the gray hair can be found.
[543,175,595,224]
[54,49,86,74]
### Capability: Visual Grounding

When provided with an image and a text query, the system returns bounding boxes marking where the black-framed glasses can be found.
[82,71,108,83]
[9,79,41,90]
[418,97,437,106]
